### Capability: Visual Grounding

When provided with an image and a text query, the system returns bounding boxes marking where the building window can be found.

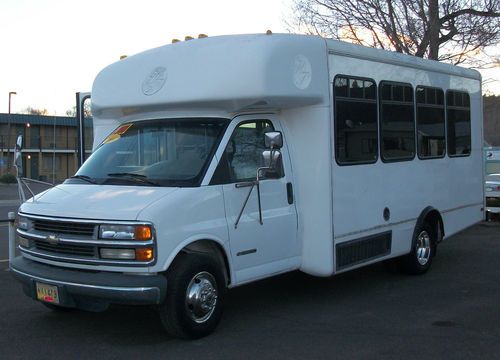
[43,156,61,171]
[379,82,415,161]
[334,76,378,165]
[416,86,445,158]
[447,90,471,156]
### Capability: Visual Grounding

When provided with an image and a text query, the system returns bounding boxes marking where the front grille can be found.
[486,197,500,207]
[34,240,96,257]
[18,214,155,266]
[33,219,95,236]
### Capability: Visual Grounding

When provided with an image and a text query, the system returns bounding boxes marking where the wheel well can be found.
[419,207,444,243]
[177,240,231,286]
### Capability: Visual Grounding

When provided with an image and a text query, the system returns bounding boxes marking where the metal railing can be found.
[0,135,92,151]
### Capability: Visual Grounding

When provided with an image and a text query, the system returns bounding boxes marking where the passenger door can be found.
[211,116,298,284]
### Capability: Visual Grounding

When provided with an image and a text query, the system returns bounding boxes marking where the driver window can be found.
[211,120,276,184]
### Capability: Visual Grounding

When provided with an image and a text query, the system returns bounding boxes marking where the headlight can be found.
[17,215,31,231]
[99,224,152,240]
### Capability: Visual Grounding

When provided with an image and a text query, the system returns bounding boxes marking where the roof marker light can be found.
[198,34,208,39]
[266,30,273,35]
[172,39,180,43]
[120,55,127,60]
[185,36,194,41]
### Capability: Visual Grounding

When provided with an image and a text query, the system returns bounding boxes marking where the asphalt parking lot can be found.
[0,221,499,359]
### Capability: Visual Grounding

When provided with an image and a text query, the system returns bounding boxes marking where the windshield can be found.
[71,118,228,187]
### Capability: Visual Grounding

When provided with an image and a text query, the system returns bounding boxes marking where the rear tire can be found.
[159,253,226,339]
[399,222,435,275]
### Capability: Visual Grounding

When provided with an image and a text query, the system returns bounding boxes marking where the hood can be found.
[19,184,178,221]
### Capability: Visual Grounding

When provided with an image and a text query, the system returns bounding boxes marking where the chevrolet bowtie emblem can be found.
[46,234,60,245]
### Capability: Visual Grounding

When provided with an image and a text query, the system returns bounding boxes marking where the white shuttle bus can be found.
[11,34,484,338]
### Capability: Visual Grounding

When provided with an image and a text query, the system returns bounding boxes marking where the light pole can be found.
[7,91,17,172]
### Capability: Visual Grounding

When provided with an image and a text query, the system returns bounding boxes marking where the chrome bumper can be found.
[10,257,167,310]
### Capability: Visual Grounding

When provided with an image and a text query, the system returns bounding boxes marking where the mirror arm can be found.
[15,173,26,203]
[234,181,256,229]
[21,178,35,200]
[234,143,280,229]
[257,182,263,225]
[256,174,263,225]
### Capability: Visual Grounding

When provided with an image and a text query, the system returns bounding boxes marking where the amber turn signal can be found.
[134,225,152,240]
[135,248,154,261]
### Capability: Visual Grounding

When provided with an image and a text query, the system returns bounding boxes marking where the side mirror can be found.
[260,150,284,179]
[262,150,282,169]
[260,131,284,179]
[14,135,23,176]
[264,131,283,149]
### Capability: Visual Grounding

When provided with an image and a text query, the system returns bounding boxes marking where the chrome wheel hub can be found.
[416,230,431,266]
[185,271,218,323]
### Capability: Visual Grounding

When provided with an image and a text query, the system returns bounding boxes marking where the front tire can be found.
[399,222,435,275]
[159,253,226,339]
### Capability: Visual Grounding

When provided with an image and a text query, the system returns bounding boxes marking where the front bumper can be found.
[10,257,167,310]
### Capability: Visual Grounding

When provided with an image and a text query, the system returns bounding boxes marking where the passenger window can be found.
[416,86,445,158]
[210,120,280,184]
[334,76,378,165]
[379,82,415,161]
[447,90,471,156]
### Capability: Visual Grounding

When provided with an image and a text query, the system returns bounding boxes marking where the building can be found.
[0,113,93,182]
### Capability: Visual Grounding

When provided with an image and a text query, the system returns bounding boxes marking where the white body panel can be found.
[19,34,483,286]
[281,105,334,276]
[328,49,483,273]
[21,184,177,221]
[212,115,301,284]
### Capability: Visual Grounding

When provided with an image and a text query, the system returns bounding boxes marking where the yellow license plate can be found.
[36,282,60,304]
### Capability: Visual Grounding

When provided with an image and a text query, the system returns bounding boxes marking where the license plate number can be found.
[36,282,60,304]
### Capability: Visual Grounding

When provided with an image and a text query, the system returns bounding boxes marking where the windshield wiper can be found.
[106,173,160,186]
[70,175,97,184]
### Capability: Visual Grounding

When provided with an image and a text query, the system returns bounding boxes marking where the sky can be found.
[0,0,293,115]
[1,0,498,115]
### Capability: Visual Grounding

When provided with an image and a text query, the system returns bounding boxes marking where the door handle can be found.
[286,182,294,204]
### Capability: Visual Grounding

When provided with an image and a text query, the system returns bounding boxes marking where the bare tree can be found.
[20,107,49,116]
[65,102,92,118]
[291,0,500,65]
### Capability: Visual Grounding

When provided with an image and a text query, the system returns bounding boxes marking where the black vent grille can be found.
[336,231,392,270]
[34,240,96,257]
[33,219,95,236]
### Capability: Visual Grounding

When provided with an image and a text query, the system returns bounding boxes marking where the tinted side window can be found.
[379,82,415,161]
[211,120,275,184]
[447,90,471,156]
[334,76,378,165]
[416,86,445,158]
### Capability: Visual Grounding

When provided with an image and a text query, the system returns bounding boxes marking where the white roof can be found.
[92,34,330,119]
[326,39,480,80]
[91,33,481,121]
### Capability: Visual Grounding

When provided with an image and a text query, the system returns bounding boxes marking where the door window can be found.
[211,120,279,184]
